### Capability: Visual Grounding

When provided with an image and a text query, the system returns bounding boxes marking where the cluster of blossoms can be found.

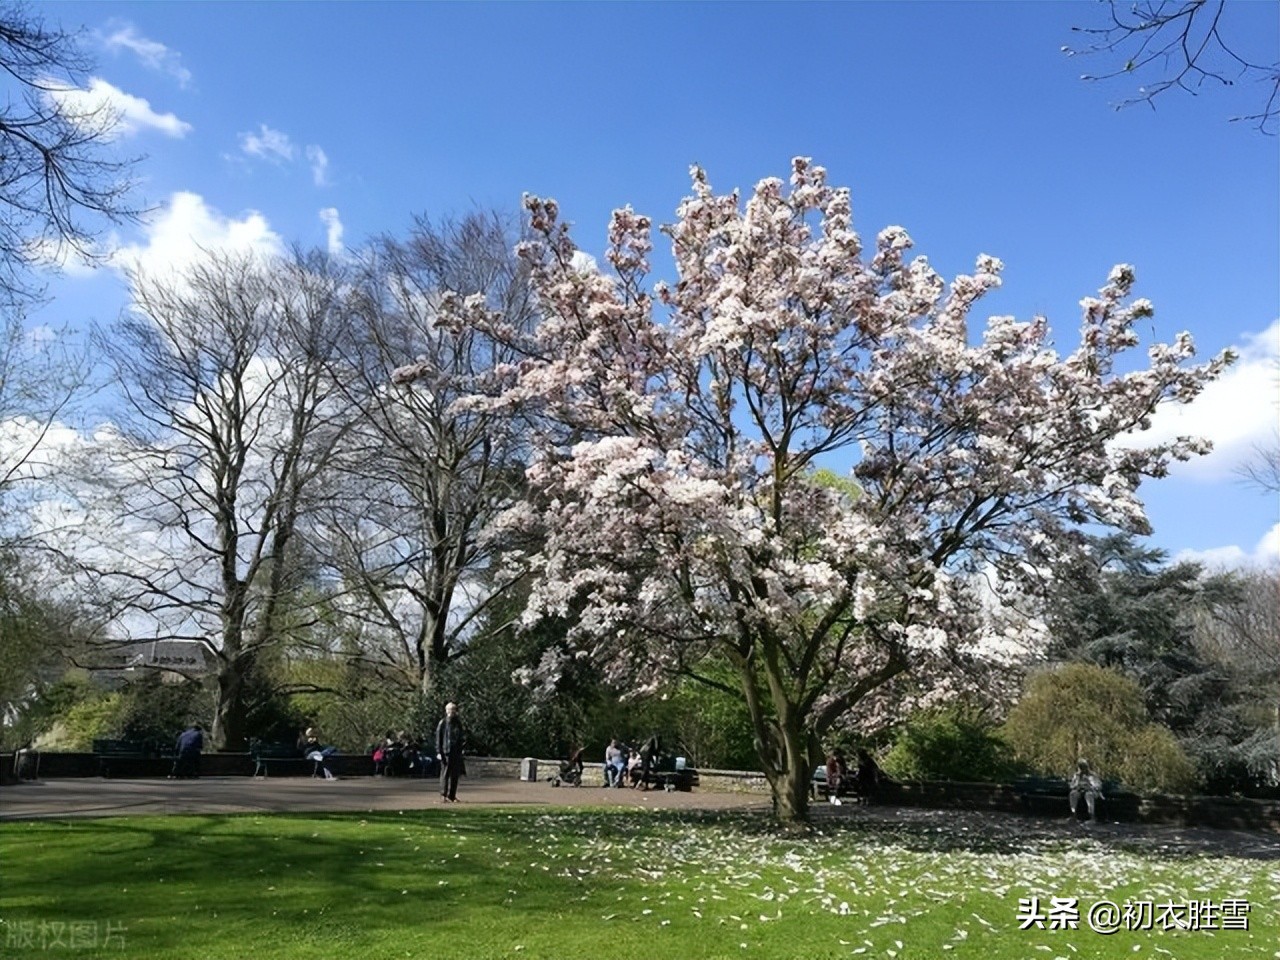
[424,158,1228,809]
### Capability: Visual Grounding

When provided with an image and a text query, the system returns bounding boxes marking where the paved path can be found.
[0,775,768,821]
[3,777,1276,862]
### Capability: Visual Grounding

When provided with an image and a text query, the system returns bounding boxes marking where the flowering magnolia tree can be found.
[414,159,1230,821]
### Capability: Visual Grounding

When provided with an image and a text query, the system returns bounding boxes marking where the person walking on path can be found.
[435,702,466,802]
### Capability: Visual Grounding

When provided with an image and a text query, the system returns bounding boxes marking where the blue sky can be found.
[25,1,1280,567]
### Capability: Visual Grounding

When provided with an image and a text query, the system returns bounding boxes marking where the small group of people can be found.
[603,734,661,790]
[372,730,436,778]
[154,701,468,798]
[823,747,886,805]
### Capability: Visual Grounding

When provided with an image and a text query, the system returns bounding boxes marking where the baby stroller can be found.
[549,747,585,787]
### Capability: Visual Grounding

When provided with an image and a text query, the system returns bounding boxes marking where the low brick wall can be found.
[696,768,771,794]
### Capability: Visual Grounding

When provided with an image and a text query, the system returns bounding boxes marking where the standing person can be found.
[635,734,660,791]
[825,749,848,805]
[172,723,204,779]
[853,748,883,802]
[435,702,466,802]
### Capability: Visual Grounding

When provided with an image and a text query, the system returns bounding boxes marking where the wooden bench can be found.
[639,757,696,792]
[249,740,320,778]
[93,739,169,778]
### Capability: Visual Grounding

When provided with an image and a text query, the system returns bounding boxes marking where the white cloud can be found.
[100,22,192,87]
[24,236,103,278]
[112,191,284,282]
[1174,522,1280,570]
[319,207,344,257]
[46,77,192,139]
[239,124,296,163]
[306,145,330,186]
[1124,319,1280,481]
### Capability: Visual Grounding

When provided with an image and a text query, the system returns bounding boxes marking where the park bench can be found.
[1013,775,1137,821]
[93,739,170,778]
[628,755,695,792]
[642,766,696,792]
[250,740,321,778]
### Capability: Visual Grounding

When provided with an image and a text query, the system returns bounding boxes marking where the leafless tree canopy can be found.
[320,211,537,693]
[0,2,141,307]
[63,251,354,748]
[1234,428,1280,494]
[1068,0,1280,134]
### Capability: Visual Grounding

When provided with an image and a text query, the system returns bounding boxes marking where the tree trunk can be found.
[212,656,253,751]
[771,752,813,823]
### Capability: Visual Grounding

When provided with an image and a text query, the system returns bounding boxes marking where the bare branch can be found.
[1067,0,1279,134]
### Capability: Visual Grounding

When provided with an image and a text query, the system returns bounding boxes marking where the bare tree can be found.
[58,251,352,749]
[1191,568,1280,785]
[0,310,89,542]
[1235,427,1280,493]
[1067,1,1280,134]
[1235,360,1280,493]
[0,2,140,307]
[319,212,535,695]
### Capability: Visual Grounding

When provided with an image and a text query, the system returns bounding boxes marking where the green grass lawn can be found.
[2,808,1276,959]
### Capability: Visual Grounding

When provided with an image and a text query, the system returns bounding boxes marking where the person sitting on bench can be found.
[1069,758,1104,823]
[299,727,339,780]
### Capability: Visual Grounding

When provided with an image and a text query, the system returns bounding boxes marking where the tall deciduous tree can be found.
[61,251,352,749]
[322,212,534,695]
[435,159,1230,821]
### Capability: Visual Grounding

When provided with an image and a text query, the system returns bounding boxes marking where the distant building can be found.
[90,640,210,682]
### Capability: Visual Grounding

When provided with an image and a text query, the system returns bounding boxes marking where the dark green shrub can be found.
[881,705,1019,782]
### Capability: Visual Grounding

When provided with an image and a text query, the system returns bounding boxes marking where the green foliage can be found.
[1121,725,1198,794]
[880,705,1020,783]
[1002,663,1197,794]
[116,674,210,743]
[665,668,761,770]
[0,555,88,748]
[28,674,212,750]
[41,692,125,750]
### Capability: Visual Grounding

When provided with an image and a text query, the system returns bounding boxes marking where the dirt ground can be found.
[2,775,1276,861]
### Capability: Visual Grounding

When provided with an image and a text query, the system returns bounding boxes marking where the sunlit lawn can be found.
[1,808,1276,959]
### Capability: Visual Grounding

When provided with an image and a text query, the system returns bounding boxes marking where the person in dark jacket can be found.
[173,723,204,778]
[435,702,466,802]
